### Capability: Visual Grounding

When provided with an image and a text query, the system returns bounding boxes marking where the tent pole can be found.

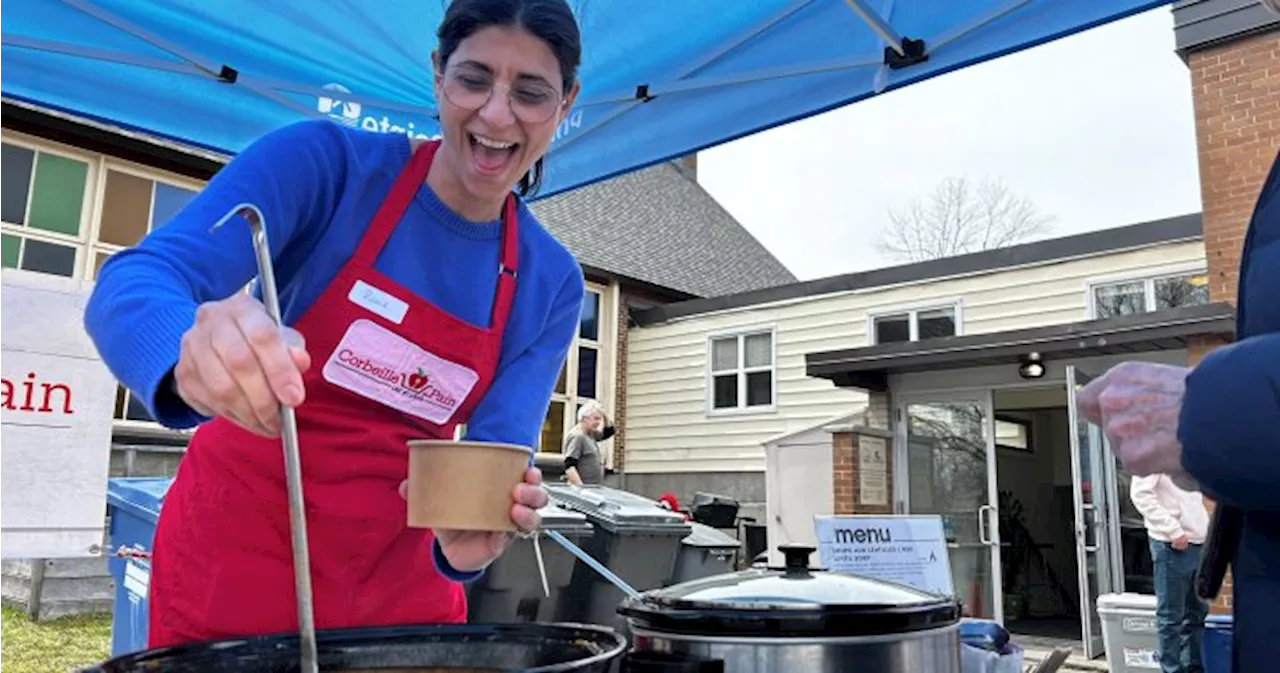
[928,0,1031,53]
[58,0,321,118]
[555,0,819,154]
[842,0,906,55]
[2,35,205,76]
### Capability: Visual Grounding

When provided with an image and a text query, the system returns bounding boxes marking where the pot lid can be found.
[618,544,960,637]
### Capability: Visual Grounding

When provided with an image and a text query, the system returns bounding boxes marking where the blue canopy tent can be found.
[3,0,1172,199]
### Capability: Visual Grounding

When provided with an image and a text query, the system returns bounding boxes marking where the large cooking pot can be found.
[80,622,627,672]
[615,544,962,673]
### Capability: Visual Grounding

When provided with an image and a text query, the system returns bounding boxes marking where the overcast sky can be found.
[697,7,1202,281]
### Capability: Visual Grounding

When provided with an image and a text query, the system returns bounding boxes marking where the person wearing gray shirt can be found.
[563,401,613,485]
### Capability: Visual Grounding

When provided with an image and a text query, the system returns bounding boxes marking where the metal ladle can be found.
[211,204,319,673]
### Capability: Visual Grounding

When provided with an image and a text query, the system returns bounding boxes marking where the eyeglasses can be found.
[439,65,565,124]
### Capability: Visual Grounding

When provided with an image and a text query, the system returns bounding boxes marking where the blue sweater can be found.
[84,119,585,580]
[1178,149,1280,672]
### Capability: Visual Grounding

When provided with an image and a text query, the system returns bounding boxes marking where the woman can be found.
[562,401,613,485]
[84,0,584,647]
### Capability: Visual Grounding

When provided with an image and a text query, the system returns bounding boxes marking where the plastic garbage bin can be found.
[1097,592,1160,673]
[105,477,173,657]
[669,521,739,584]
[1203,614,1233,673]
[465,500,593,623]
[688,492,739,529]
[545,484,691,631]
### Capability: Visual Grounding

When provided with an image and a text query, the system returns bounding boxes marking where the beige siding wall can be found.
[624,239,1207,474]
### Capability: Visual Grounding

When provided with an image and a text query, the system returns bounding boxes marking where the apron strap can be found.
[351,140,438,267]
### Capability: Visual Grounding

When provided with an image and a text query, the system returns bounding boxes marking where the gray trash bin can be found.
[465,501,593,624]
[545,484,691,631]
[670,521,739,584]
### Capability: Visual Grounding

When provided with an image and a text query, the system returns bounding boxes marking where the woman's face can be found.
[432,25,579,207]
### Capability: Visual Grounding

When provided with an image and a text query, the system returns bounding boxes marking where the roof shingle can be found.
[531,161,797,298]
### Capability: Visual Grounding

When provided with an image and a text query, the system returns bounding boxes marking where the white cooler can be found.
[1097,593,1160,672]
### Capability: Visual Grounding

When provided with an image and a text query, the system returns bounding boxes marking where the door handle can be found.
[1079,503,1099,553]
[977,504,995,546]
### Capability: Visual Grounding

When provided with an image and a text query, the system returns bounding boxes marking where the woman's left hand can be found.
[398,467,549,573]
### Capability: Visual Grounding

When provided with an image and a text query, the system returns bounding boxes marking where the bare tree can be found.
[877,177,1054,263]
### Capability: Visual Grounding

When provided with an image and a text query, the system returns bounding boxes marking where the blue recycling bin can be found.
[1202,614,1233,673]
[105,477,173,657]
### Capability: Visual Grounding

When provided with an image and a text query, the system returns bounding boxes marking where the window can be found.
[540,284,612,452]
[708,329,775,412]
[2,142,92,277]
[1091,271,1209,320]
[871,306,959,344]
[3,135,206,430]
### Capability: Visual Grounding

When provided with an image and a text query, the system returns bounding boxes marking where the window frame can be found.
[541,280,615,457]
[866,300,965,346]
[705,324,778,417]
[3,132,208,436]
[1085,264,1210,320]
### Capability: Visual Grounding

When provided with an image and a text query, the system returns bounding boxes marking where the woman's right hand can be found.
[174,293,311,437]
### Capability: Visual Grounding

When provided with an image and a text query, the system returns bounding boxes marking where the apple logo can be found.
[407,368,429,391]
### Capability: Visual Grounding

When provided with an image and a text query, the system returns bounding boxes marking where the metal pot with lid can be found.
[616,544,962,673]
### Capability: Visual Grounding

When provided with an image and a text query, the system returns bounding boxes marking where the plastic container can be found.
[105,477,173,657]
[545,484,691,632]
[688,492,740,528]
[406,439,531,531]
[1202,614,1233,673]
[1097,592,1160,673]
[465,500,594,623]
[669,521,739,584]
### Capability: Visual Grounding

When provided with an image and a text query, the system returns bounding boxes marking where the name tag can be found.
[322,319,479,424]
[348,279,408,324]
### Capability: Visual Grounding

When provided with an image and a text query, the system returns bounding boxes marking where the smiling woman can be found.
[82,0,588,653]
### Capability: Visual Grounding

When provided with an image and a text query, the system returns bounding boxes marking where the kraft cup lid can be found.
[407,439,534,454]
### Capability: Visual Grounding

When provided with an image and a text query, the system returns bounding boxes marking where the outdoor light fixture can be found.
[1018,353,1045,379]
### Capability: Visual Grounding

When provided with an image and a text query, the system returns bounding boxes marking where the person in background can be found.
[1130,474,1210,673]
[563,401,612,485]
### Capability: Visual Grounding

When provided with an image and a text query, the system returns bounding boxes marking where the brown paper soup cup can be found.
[406,439,533,532]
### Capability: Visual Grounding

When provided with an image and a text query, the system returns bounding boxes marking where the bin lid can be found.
[618,544,960,638]
[1096,592,1157,612]
[537,501,592,531]
[545,484,690,534]
[106,477,173,523]
[682,522,739,549]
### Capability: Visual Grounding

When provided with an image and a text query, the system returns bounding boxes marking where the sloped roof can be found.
[531,161,797,298]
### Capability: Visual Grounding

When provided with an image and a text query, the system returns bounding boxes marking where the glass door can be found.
[899,394,1002,621]
[1066,366,1123,659]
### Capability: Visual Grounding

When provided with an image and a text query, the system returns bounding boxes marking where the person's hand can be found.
[398,466,549,573]
[173,293,311,437]
[1171,533,1190,551]
[1076,362,1189,477]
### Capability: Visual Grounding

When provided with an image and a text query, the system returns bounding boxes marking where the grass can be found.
[1,606,112,673]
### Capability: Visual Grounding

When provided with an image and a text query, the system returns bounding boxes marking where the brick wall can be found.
[1190,30,1280,307]
[612,288,631,471]
[832,429,895,516]
[1186,28,1280,614]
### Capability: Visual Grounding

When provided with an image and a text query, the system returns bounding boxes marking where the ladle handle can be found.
[211,205,319,673]
[545,529,642,601]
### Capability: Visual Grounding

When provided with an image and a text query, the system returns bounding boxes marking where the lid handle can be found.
[778,544,815,572]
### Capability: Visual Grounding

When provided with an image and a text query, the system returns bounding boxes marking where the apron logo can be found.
[323,320,477,424]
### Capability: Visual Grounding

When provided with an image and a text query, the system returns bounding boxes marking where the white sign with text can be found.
[2,270,117,558]
[858,436,889,506]
[814,515,954,597]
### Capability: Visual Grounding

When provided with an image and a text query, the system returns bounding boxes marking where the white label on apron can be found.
[323,319,478,424]
[348,279,409,324]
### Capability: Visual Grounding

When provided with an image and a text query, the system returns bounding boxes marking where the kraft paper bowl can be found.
[406,439,533,532]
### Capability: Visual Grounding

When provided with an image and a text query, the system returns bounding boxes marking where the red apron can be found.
[146,139,519,647]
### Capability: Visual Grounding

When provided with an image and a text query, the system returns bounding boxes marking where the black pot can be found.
[81,623,627,672]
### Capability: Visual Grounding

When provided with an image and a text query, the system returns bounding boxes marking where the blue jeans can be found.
[1149,537,1209,673]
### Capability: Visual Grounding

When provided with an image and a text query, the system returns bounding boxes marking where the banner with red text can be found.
[2,269,117,558]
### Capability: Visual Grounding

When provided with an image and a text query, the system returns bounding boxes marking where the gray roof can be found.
[531,162,797,298]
